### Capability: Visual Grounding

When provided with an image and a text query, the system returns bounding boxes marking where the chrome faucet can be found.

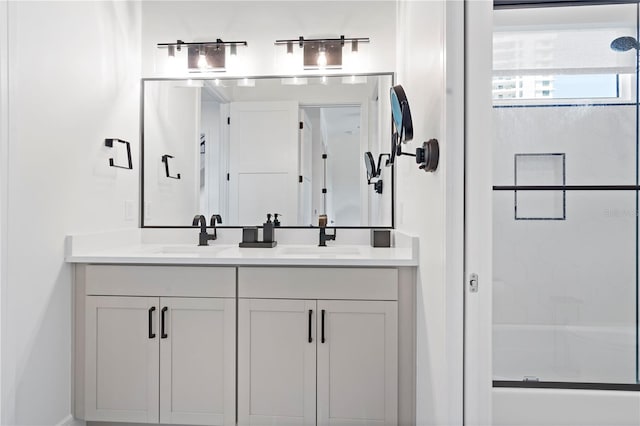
[192,214,223,246]
[318,214,336,247]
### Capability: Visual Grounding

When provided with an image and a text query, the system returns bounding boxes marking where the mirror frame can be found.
[140,72,395,229]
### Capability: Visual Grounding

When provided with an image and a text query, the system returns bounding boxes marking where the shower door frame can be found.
[489,0,640,393]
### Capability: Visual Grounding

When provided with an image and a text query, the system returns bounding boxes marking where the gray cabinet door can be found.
[85,296,159,423]
[159,297,236,425]
[238,298,316,426]
[317,300,398,426]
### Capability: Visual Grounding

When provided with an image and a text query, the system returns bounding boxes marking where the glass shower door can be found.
[492,2,640,387]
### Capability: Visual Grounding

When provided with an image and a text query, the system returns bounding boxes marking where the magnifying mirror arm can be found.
[376,154,390,176]
[396,143,416,157]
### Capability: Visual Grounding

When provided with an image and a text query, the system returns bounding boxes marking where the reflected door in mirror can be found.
[229,101,300,226]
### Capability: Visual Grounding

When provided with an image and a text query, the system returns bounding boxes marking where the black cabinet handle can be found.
[321,309,326,344]
[148,307,156,339]
[161,307,168,339]
[308,309,313,343]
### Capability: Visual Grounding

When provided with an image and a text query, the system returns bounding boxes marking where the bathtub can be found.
[493,323,636,383]
[492,324,639,426]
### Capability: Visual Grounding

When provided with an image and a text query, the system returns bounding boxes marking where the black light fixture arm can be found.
[157,39,248,50]
[274,35,370,47]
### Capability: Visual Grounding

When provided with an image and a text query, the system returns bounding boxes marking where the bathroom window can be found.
[492,73,620,101]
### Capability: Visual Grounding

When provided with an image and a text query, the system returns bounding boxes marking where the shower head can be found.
[610,36,640,52]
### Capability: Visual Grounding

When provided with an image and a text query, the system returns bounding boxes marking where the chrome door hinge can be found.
[469,273,479,293]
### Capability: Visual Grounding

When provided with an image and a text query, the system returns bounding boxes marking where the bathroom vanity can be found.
[67,230,418,426]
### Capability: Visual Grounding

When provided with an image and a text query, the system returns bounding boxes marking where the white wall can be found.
[395,1,465,425]
[201,100,223,218]
[3,2,141,424]
[141,1,396,78]
[0,1,8,422]
[326,130,361,226]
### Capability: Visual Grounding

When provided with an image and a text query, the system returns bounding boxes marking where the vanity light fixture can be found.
[157,39,248,72]
[274,35,369,69]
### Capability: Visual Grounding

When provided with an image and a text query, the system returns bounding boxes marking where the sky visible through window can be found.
[553,74,618,99]
[492,73,620,100]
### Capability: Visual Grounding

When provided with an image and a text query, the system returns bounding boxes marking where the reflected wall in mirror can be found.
[142,74,393,227]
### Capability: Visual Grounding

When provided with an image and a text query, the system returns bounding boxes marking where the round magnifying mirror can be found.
[364,152,376,180]
[390,85,413,143]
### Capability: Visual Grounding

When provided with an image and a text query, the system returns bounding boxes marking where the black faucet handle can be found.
[210,214,222,225]
[192,214,206,227]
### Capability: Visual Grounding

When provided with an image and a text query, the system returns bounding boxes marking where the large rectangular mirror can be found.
[141,73,393,227]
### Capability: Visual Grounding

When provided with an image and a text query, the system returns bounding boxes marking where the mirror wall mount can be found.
[416,139,439,172]
[157,39,248,72]
[274,35,369,69]
[105,138,133,170]
[161,155,181,179]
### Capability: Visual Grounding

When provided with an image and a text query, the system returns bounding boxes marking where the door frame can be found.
[463,0,494,425]
[0,1,8,423]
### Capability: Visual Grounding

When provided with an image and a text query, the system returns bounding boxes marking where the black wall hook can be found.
[105,138,133,170]
[161,154,181,179]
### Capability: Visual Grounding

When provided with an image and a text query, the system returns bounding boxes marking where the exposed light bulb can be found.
[317,50,327,68]
[198,48,208,68]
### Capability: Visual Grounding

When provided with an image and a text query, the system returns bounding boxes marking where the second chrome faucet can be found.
[192,214,223,246]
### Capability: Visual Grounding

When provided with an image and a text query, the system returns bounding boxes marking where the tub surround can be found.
[65,228,418,266]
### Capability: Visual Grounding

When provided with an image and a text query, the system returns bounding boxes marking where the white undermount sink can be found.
[152,244,232,255]
[279,246,362,256]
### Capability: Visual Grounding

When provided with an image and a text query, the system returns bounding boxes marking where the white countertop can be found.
[65,229,419,267]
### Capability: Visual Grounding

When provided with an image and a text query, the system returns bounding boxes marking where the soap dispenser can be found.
[263,213,275,243]
[274,213,281,227]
